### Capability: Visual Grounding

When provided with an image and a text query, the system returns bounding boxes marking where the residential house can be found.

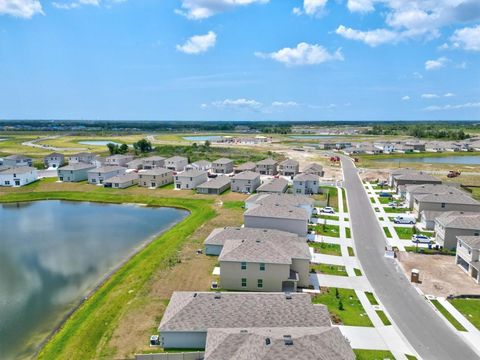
[234,161,257,174]
[186,160,212,172]
[165,156,189,171]
[0,167,38,187]
[105,154,134,167]
[218,230,310,291]
[126,158,144,170]
[257,178,288,194]
[245,193,315,217]
[405,141,426,152]
[303,163,324,177]
[419,210,445,230]
[212,158,234,174]
[142,156,166,169]
[204,227,304,256]
[2,155,33,167]
[88,166,125,185]
[174,169,208,190]
[456,236,480,284]
[197,176,231,195]
[158,292,332,350]
[279,159,299,176]
[435,212,480,250]
[58,163,96,182]
[413,190,480,217]
[231,171,261,194]
[44,153,65,169]
[374,142,396,153]
[68,152,96,164]
[244,204,310,236]
[389,169,441,190]
[103,173,139,189]
[92,156,106,168]
[138,168,173,188]
[256,158,278,175]
[404,183,459,208]
[293,173,320,195]
[203,326,355,360]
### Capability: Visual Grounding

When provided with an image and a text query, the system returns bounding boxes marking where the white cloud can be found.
[211,98,263,111]
[347,0,374,13]
[401,95,410,101]
[51,0,125,10]
[412,72,423,79]
[444,92,455,97]
[271,101,299,107]
[449,25,480,51]
[293,0,327,16]
[176,31,217,55]
[335,25,398,47]
[425,57,449,70]
[423,102,480,111]
[255,42,343,66]
[175,0,269,20]
[421,93,439,99]
[0,0,43,18]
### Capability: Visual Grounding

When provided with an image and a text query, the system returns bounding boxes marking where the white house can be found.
[174,169,208,190]
[0,167,38,187]
[293,173,320,195]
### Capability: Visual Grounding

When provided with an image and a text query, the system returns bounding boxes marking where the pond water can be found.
[182,135,223,141]
[375,155,480,165]
[0,200,187,359]
[289,135,334,139]
[78,140,121,146]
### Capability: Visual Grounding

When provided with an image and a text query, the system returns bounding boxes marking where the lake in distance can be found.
[0,200,187,359]
[78,140,121,146]
[182,135,223,141]
[375,155,480,165]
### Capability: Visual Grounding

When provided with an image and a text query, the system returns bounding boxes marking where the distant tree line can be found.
[364,124,471,140]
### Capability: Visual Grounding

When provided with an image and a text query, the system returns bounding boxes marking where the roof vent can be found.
[214,293,221,299]
[240,329,248,333]
[193,293,197,297]
[285,293,292,300]
[283,335,293,346]
[256,240,261,243]
[265,338,271,345]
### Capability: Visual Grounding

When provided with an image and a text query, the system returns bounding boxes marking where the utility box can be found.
[411,269,420,283]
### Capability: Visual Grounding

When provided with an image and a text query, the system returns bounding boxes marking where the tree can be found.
[107,142,118,155]
[204,140,211,148]
[133,139,153,154]
[335,288,339,299]
[338,299,344,311]
[118,143,129,154]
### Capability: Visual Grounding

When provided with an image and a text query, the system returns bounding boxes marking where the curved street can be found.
[341,156,480,360]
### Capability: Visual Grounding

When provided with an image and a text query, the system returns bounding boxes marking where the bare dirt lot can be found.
[398,252,480,297]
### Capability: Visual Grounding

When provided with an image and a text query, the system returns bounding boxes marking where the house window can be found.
[241,278,247,287]
[441,203,445,208]
[257,279,263,288]
[259,263,265,271]
[241,262,247,270]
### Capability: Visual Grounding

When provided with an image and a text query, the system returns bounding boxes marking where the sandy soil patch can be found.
[398,252,480,297]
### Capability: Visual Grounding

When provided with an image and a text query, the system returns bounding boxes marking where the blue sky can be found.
[0,0,479,121]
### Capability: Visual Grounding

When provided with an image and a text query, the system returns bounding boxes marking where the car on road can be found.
[320,207,335,214]
[393,215,416,224]
[412,234,432,244]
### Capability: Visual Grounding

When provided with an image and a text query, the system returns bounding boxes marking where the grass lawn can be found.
[404,246,456,256]
[431,300,467,331]
[384,207,408,213]
[370,197,375,203]
[383,227,392,238]
[309,242,342,256]
[394,227,432,240]
[449,298,480,330]
[365,292,379,305]
[322,186,339,211]
[315,223,340,238]
[312,288,373,327]
[345,227,351,238]
[376,310,392,325]
[378,197,393,204]
[319,214,340,221]
[310,263,348,277]
[342,188,348,212]
[353,350,395,360]
[354,268,362,276]
[348,246,355,256]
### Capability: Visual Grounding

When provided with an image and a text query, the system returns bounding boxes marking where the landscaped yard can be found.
[449,298,480,330]
[394,227,433,240]
[354,268,362,276]
[348,246,355,256]
[309,242,342,256]
[312,288,373,327]
[319,214,340,221]
[404,246,456,256]
[353,350,395,360]
[345,227,351,238]
[383,227,392,238]
[310,263,348,276]
[321,186,339,211]
[384,207,409,213]
[315,223,340,238]
[342,188,348,212]
[365,292,379,305]
[431,300,467,331]
[376,310,392,325]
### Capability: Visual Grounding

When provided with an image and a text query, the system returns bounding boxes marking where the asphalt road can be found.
[341,156,479,360]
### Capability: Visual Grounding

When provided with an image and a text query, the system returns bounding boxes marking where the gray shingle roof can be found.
[142,156,166,161]
[415,191,480,205]
[257,178,288,193]
[159,292,331,332]
[395,172,441,182]
[236,162,257,171]
[213,158,233,165]
[197,176,231,189]
[204,227,302,247]
[279,159,299,166]
[294,173,319,182]
[177,169,208,178]
[256,158,278,166]
[303,163,323,172]
[166,156,188,162]
[0,166,36,175]
[59,163,96,171]
[140,168,172,176]
[192,160,212,167]
[233,171,260,180]
[5,154,31,160]
[246,193,314,208]
[88,166,125,174]
[435,211,480,229]
[406,183,458,195]
[104,173,139,184]
[204,327,355,360]
[457,236,480,250]
[219,231,310,263]
[245,204,310,221]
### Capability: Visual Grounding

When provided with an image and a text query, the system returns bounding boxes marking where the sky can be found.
[0,0,479,121]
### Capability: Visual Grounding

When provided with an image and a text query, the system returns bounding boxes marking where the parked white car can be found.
[412,234,431,244]
[393,215,416,224]
[320,207,335,214]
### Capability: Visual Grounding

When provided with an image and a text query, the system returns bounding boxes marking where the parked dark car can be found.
[379,192,392,197]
